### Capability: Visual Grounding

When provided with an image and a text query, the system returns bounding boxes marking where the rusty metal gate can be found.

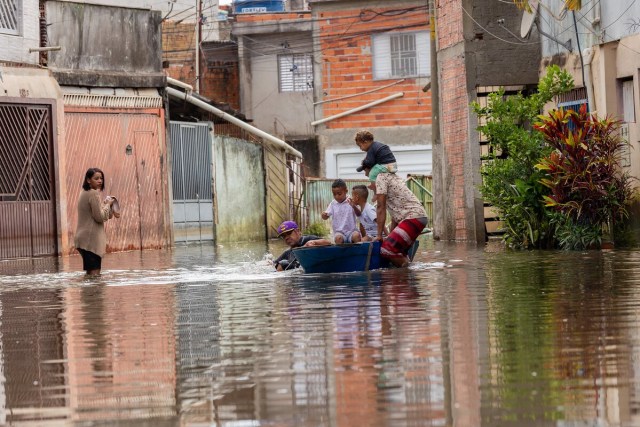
[0,102,57,259]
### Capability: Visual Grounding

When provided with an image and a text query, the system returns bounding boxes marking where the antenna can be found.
[518,0,573,51]
[520,0,539,38]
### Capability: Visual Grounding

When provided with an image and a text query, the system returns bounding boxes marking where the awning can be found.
[0,66,61,99]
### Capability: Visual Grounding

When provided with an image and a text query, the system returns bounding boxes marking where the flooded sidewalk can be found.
[1,239,640,426]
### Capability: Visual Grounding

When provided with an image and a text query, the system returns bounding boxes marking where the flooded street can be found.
[1,238,640,426]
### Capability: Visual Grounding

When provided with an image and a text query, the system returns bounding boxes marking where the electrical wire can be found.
[461,5,539,45]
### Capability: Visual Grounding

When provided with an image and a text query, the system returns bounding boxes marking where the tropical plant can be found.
[473,65,573,248]
[534,105,635,249]
[303,222,329,238]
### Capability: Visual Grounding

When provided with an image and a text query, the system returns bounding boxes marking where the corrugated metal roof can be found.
[63,94,163,108]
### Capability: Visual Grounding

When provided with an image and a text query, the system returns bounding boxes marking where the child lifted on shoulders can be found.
[350,185,388,241]
[354,130,397,176]
[321,179,362,244]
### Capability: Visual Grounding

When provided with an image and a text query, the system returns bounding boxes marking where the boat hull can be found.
[292,241,419,274]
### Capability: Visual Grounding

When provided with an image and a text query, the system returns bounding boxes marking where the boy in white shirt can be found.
[350,185,387,241]
[321,179,361,244]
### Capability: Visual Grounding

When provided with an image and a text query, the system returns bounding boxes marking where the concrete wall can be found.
[248,43,315,136]
[540,0,640,57]
[466,1,541,86]
[214,136,267,242]
[0,0,40,65]
[45,1,165,87]
[234,26,315,137]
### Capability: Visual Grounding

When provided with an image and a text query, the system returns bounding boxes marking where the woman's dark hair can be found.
[82,168,105,191]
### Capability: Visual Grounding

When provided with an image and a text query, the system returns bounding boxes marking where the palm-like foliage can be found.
[535,105,634,244]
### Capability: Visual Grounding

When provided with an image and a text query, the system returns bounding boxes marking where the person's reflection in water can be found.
[328,269,445,426]
[80,285,114,383]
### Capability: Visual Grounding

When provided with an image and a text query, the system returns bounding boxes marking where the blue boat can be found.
[292,240,419,274]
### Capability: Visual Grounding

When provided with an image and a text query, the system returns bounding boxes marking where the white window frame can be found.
[372,31,430,80]
[622,78,635,123]
[278,53,313,92]
[0,0,20,36]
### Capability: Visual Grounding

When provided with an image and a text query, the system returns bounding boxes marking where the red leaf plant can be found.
[534,104,634,230]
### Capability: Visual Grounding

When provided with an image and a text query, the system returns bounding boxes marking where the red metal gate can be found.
[0,102,57,259]
[64,111,167,253]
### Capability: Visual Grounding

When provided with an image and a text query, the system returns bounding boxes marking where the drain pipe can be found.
[167,77,193,92]
[582,47,595,112]
[311,92,404,126]
[166,86,303,159]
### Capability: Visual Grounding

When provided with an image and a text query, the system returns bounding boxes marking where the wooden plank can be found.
[264,147,288,238]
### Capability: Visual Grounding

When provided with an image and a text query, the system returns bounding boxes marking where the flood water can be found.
[1,237,640,426]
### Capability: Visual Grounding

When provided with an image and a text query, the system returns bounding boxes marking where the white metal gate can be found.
[170,121,215,242]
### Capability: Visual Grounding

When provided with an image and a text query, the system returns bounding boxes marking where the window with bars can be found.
[372,31,429,80]
[391,34,417,76]
[0,0,19,35]
[278,54,313,92]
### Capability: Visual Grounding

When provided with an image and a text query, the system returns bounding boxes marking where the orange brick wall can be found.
[316,6,431,130]
[433,0,478,241]
[162,21,240,110]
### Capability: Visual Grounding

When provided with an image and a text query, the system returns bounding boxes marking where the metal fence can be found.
[406,175,433,227]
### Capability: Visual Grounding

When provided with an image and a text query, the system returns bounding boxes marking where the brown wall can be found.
[162,21,240,110]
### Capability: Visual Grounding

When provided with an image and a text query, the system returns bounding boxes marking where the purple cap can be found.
[277,220,298,236]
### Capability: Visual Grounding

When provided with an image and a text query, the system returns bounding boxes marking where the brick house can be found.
[310,0,433,179]
[230,1,432,178]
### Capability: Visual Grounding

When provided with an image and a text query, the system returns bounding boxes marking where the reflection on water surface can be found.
[1,238,640,426]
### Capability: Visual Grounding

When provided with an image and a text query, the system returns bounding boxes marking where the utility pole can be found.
[195,0,202,93]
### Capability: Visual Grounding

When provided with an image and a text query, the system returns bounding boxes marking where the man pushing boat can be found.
[274,221,331,271]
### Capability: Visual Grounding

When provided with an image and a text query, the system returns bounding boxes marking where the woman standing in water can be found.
[75,168,118,276]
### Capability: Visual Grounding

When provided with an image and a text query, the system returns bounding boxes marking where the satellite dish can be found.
[520,0,539,38]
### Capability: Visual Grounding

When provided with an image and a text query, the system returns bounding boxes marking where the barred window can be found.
[0,0,19,35]
[278,54,313,92]
[372,31,429,80]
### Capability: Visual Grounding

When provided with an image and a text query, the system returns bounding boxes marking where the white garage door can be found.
[325,145,432,179]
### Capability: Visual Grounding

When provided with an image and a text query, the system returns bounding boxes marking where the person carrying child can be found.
[321,179,362,244]
[363,166,428,268]
[354,130,398,176]
[350,185,388,241]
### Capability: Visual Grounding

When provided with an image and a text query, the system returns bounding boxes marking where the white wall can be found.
[0,0,40,64]
[539,0,640,58]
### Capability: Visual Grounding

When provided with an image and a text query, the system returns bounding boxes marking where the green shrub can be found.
[303,222,329,238]
[473,65,573,248]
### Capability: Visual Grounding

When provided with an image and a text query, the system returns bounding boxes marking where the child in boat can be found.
[354,130,398,176]
[321,179,361,244]
[350,185,387,241]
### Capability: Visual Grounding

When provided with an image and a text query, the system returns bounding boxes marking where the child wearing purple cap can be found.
[274,220,331,271]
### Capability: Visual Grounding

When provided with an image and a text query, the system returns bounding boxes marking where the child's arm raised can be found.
[349,197,362,216]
